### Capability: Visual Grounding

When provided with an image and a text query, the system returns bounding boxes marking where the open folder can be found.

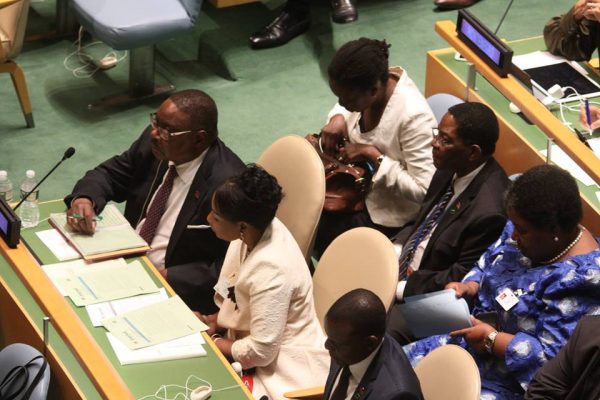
[398,289,472,338]
[49,204,150,261]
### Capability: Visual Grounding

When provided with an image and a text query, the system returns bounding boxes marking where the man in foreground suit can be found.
[526,315,600,400]
[64,89,245,314]
[323,289,423,400]
[388,102,509,344]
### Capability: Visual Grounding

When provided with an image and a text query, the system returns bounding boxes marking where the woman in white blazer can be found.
[203,164,328,399]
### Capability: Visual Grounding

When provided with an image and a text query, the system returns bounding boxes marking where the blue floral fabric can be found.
[404,221,600,399]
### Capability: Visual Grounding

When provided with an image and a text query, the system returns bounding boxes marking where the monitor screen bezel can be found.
[456,9,513,77]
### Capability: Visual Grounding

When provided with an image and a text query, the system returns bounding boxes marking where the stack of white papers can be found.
[103,296,208,350]
[57,259,160,306]
[399,289,472,338]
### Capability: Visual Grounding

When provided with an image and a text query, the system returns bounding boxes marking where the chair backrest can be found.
[426,93,464,124]
[0,343,50,400]
[0,0,29,61]
[312,227,398,330]
[414,344,480,400]
[257,135,325,260]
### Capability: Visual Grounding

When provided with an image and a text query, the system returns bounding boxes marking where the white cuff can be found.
[396,280,407,301]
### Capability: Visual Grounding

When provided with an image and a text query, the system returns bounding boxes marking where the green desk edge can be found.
[15,200,248,399]
[434,36,600,208]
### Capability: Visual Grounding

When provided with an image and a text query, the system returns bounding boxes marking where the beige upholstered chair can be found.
[257,135,325,260]
[284,227,399,399]
[312,227,398,329]
[414,344,481,400]
[0,0,33,127]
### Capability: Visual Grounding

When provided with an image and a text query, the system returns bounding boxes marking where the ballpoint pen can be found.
[585,99,593,133]
[573,128,592,149]
[71,213,103,221]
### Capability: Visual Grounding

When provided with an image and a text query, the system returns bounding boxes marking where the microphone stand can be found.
[13,149,75,211]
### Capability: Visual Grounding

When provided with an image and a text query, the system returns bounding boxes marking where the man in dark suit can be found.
[526,315,600,400]
[388,102,509,344]
[64,89,245,314]
[323,289,423,400]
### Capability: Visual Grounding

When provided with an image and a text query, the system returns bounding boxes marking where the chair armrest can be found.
[283,386,325,399]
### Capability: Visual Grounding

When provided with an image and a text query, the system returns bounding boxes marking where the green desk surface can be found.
[17,200,249,399]
[434,36,600,209]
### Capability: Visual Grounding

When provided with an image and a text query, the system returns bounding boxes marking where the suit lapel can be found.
[424,160,494,254]
[324,362,342,399]
[165,147,215,262]
[350,341,386,400]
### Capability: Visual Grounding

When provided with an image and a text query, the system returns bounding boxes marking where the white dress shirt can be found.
[329,341,384,400]
[395,162,486,300]
[136,150,207,269]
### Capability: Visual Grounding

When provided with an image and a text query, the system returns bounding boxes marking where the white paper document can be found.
[399,289,472,338]
[86,288,169,327]
[106,332,206,365]
[103,296,208,350]
[36,229,80,261]
[42,258,128,296]
[541,145,597,186]
[59,259,160,306]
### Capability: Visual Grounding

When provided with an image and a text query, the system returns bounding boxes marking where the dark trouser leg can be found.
[387,302,417,345]
[314,208,400,258]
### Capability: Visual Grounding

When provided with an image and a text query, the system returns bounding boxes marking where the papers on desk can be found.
[398,289,472,338]
[42,257,159,306]
[86,288,169,327]
[106,332,206,365]
[103,296,208,350]
[42,258,127,296]
[49,204,150,261]
[36,229,80,261]
[541,144,598,187]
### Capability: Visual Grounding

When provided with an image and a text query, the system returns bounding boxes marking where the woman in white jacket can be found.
[202,164,328,399]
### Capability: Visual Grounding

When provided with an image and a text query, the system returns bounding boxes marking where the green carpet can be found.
[1,0,572,200]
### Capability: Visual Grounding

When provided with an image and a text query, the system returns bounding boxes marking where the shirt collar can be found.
[452,161,487,195]
[169,148,208,185]
[348,339,384,383]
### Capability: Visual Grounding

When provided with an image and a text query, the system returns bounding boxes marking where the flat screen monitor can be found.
[456,10,513,77]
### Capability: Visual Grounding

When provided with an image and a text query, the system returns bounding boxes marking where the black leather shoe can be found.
[434,0,478,10]
[331,0,357,24]
[249,12,310,49]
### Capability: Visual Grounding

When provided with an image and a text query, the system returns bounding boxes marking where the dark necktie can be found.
[398,183,454,280]
[139,165,177,244]
[330,366,351,400]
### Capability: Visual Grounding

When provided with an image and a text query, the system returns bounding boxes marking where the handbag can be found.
[306,134,373,213]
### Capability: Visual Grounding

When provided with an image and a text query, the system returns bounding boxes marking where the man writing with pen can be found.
[64,89,245,315]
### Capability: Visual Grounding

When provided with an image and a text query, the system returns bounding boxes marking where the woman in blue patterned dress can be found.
[404,165,600,399]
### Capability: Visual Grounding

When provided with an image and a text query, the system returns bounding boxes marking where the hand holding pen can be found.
[67,197,98,235]
[579,102,600,132]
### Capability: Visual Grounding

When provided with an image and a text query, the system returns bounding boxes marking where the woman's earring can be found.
[554,236,559,242]
[240,224,246,241]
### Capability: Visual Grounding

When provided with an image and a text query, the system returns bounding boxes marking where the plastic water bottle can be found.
[0,170,13,202]
[19,170,39,228]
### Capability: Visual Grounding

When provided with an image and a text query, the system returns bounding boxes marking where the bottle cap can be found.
[26,170,35,178]
[0,170,6,179]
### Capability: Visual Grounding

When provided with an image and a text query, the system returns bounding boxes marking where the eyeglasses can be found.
[431,127,453,146]
[150,113,193,140]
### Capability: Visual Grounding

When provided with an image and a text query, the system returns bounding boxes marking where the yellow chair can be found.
[257,135,325,261]
[414,344,480,400]
[284,227,399,399]
[0,0,33,127]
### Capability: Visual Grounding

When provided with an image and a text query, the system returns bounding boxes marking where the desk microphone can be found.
[13,147,76,211]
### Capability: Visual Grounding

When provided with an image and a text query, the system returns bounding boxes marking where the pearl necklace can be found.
[541,227,583,265]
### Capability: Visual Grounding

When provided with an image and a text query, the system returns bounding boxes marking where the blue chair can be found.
[427,93,464,124]
[71,0,203,107]
[0,343,50,400]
